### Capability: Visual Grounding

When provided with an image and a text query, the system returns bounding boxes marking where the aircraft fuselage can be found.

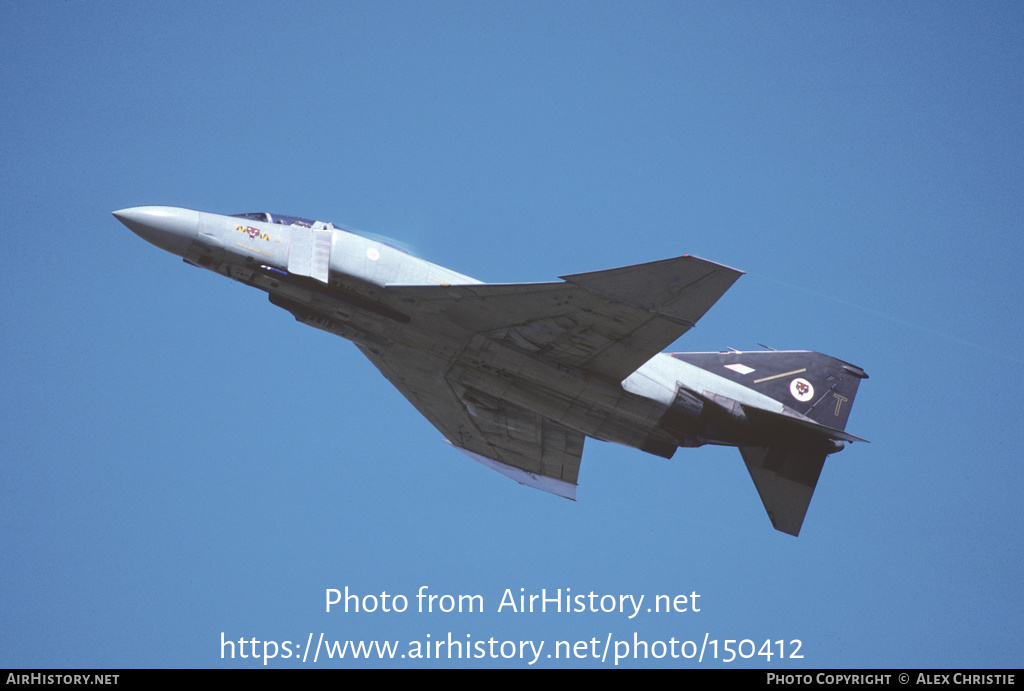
[115,205,867,535]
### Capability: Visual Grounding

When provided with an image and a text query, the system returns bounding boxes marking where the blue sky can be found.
[2,1,1021,668]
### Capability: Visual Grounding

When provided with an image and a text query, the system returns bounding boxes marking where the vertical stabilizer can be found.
[671,350,868,432]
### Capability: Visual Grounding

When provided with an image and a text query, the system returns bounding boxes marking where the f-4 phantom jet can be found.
[114,206,867,536]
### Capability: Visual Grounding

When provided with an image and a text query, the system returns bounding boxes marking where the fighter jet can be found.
[114,205,867,536]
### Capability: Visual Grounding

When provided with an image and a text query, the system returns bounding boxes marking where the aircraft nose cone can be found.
[113,206,199,257]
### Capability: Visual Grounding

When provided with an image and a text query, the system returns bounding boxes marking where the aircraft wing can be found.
[357,254,740,499]
[356,344,584,499]
[388,255,743,383]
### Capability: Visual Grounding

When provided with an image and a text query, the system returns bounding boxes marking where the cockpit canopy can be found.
[231,212,332,229]
[230,212,411,255]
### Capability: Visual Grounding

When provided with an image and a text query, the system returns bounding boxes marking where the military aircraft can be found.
[114,205,867,536]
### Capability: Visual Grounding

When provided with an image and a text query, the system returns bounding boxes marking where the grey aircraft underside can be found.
[114,206,868,536]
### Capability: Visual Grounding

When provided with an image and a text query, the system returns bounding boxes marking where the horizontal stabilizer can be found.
[770,411,869,444]
[739,444,828,536]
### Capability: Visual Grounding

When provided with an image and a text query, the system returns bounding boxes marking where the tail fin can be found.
[671,350,868,433]
[672,350,868,535]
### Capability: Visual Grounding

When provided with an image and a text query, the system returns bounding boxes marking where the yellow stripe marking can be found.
[235,242,275,258]
[753,368,807,384]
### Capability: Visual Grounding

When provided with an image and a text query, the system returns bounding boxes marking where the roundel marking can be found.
[366,247,380,261]
[790,377,814,402]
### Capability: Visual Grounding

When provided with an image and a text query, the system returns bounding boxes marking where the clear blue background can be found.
[2,1,1021,668]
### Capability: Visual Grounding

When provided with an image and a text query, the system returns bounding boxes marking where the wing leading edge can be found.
[387,255,743,383]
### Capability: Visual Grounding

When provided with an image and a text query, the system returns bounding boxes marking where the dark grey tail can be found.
[672,350,868,536]
[739,444,828,536]
[671,350,868,433]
